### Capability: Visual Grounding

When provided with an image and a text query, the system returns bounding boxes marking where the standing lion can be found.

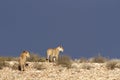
[18,50,30,71]
[46,46,64,62]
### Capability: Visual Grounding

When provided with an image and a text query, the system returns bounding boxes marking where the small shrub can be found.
[39,57,46,62]
[12,63,19,70]
[0,61,6,69]
[81,63,94,70]
[0,61,9,69]
[106,60,119,70]
[57,55,72,69]
[0,57,17,61]
[5,57,16,61]
[33,63,46,70]
[28,53,41,62]
[0,57,6,61]
[89,55,108,63]
[79,57,88,63]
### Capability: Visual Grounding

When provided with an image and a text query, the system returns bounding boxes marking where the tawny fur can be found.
[46,46,64,62]
[18,50,30,71]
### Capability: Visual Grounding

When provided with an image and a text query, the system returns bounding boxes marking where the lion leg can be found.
[23,64,26,71]
[46,54,50,62]
[52,56,56,62]
[20,64,23,71]
[56,55,58,62]
[18,65,21,71]
[50,55,54,62]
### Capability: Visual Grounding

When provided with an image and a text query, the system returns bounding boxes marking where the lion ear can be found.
[22,50,28,53]
[60,45,63,47]
[22,50,26,53]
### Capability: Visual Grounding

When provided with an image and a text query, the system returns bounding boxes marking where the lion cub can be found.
[46,46,64,62]
[18,50,30,71]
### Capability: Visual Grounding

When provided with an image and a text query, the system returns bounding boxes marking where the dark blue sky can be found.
[0,0,120,58]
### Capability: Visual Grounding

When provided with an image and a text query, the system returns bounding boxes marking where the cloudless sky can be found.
[0,0,120,58]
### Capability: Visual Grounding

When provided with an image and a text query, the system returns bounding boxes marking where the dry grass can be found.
[27,53,41,62]
[39,57,46,62]
[0,61,6,69]
[33,62,46,70]
[81,63,94,70]
[57,55,72,68]
[106,59,120,70]
[0,60,11,69]
[0,56,18,61]
[11,63,19,70]
[0,58,120,80]
[79,57,88,63]
[89,55,109,63]
[27,53,46,62]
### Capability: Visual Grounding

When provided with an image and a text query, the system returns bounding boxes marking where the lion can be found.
[46,46,64,62]
[18,50,30,71]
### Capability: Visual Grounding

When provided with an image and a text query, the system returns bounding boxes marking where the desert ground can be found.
[0,58,120,80]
